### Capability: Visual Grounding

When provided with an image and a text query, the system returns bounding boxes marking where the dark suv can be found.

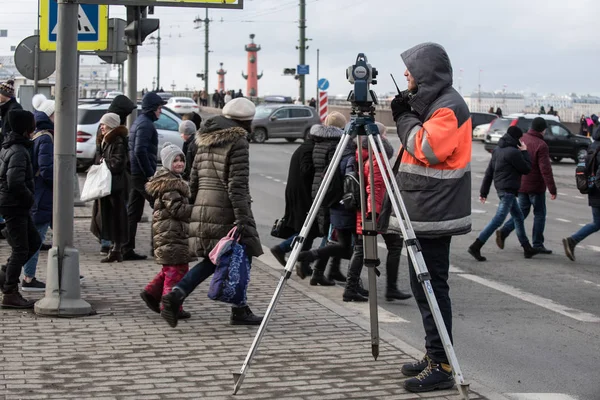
[484,114,592,162]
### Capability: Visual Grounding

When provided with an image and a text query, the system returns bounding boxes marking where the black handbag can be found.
[270,218,293,239]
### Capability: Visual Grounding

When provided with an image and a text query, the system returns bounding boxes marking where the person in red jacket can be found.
[496,117,557,253]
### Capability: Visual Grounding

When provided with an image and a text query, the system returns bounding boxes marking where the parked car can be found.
[105,91,124,99]
[156,92,173,102]
[166,97,199,115]
[76,101,184,171]
[484,113,591,162]
[263,95,294,104]
[470,112,497,131]
[95,90,108,99]
[251,104,321,143]
[472,123,491,141]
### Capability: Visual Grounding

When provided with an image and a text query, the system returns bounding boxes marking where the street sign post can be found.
[318,78,329,91]
[14,35,56,80]
[96,18,128,65]
[76,0,243,8]
[297,64,310,75]
[39,0,108,51]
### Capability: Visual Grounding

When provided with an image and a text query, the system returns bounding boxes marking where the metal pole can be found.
[127,45,138,126]
[204,9,209,106]
[35,0,92,317]
[33,43,39,94]
[316,48,319,102]
[156,28,161,90]
[299,0,306,104]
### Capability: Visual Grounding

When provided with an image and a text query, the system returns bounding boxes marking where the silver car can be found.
[251,104,320,143]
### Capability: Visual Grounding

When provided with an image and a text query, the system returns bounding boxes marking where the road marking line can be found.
[556,218,571,223]
[273,178,281,183]
[579,223,586,227]
[472,208,486,214]
[582,280,600,288]
[575,195,585,199]
[584,245,600,252]
[459,273,600,323]
[506,394,579,400]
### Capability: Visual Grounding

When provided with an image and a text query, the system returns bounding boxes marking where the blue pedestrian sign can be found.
[318,78,330,91]
[297,64,310,75]
[40,0,108,51]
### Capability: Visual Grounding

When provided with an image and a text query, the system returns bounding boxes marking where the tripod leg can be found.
[369,134,470,399]
[233,134,353,395]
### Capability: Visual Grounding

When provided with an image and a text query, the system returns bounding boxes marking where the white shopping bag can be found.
[80,160,112,202]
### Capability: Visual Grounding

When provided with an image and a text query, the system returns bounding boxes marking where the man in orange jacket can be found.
[391,42,472,393]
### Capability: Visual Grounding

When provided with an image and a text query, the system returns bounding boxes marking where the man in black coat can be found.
[122,92,165,261]
[468,126,539,261]
[0,110,42,309]
[270,138,318,278]
[0,80,23,143]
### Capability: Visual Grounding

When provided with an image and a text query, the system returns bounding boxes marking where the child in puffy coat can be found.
[140,143,196,320]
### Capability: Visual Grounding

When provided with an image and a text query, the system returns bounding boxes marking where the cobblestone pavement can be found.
[0,205,491,399]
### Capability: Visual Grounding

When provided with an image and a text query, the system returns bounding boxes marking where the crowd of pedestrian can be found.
[1,40,600,396]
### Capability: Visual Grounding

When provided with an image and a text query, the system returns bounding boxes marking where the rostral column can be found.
[242,34,263,97]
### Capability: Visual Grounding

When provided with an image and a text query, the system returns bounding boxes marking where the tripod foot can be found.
[232,372,245,395]
[371,344,379,360]
[457,382,470,400]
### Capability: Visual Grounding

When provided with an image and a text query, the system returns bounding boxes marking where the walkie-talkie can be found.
[390,73,402,95]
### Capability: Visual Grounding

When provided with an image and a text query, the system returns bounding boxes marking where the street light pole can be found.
[204,8,209,103]
[298,0,306,104]
[156,28,161,90]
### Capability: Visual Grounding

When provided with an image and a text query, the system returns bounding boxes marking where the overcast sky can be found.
[0,0,598,98]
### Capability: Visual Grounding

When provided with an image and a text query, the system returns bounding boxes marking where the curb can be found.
[254,247,510,400]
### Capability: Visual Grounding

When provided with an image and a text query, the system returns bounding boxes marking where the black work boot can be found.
[326,257,346,282]
[1,290,35,309]
[401,354,432,377]
[495,229,507,250]
[140,290,160,314]
[343,264,367,302]
[310,269,335,286]
[270,245,286,267]
[468,239,487,261]
[523,243,541,259]
[357,278,369,297]
[122,250,148,261]
[403,361,454,393]
[161,288,186,328]
[563,237,577,262]
[295,261,313,280]
[386,286,412,301]
[177,310,191,320]
[230,306,263,325]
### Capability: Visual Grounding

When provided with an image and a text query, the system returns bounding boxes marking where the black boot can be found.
[343,257,367,302]
[326,257,346,282]
[523,243,540,259]
[161,288,186,328]
[122,250,148,261]
[270,245,286,267]
[403,361,454,393]
[343,287,368,302]
[0,268,5,288]
[357,278,369,297]
[177,310,191,320]
[468,239,487,261]
[1,290,35,309]
[386,286,412,301]
[101,251,123,263]
[295,261,313,280]
[310,269,335,286]
[563,237,577,261]
[230,306,263,325]
[495,230,507,250]
[140,291,160,314]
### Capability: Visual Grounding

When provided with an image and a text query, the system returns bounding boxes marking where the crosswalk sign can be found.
[40,0,108,51]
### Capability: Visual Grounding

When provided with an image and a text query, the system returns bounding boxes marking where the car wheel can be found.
[285,138,297,143]
[253,128,267,143]
[303,128,311,141]
[551,156,563,163]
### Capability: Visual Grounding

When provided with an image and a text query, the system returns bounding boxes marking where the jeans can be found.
[175,257,253,307]
[279,230,318,253]
[23,222,51,278]
[501,193,546,248]
[408,236,452,363]
[2,214,42,293]
[572,206,600,243]
[101,239,112,248]
[478,192,530,246]
[123,174,154,254]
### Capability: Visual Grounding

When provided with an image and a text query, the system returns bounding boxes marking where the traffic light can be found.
[283,68,296,76]
[196,73,205,80]
[124,19,159,46]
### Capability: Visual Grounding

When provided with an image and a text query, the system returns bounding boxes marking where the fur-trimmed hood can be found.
[98,125,128,147]
[195,116,248,148]
[145,167,191,198]
[310,124,344,141]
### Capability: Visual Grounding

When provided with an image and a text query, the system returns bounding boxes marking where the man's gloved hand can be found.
[391,93,411,122]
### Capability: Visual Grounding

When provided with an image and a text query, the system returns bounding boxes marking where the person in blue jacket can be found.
[21,96,56,292]
[122,92,166,261]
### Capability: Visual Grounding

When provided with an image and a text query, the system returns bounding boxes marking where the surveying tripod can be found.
[232,109,470,399]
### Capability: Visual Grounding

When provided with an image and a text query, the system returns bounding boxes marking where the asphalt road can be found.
[248,136,600,400]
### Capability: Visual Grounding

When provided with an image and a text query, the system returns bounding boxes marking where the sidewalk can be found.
[1,206,489,400]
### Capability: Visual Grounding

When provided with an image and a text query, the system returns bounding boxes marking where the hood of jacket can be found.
[401,43,453,115]
[498,133,520,149]
[145,167,191,199]
[103,125,128,144]
[2,132,32,149]
[142,92,166,114]
[108,95,136,124]
[310,124,344,141]
[195,116,247,148]
[34,111,54,132]
[360,135,394,159]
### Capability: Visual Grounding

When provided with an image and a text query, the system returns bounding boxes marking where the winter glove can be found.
[391,93,411,122]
